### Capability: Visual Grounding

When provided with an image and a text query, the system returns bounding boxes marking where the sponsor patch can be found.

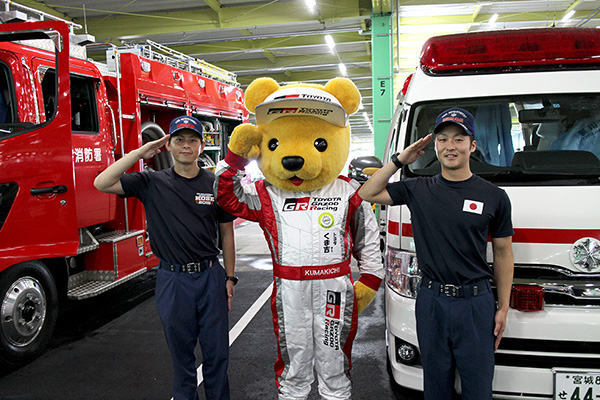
[463,199,483,215]
[323,290,342,350]
[282,197,341,212]
[319,213,334,229]
[195,192,215,205]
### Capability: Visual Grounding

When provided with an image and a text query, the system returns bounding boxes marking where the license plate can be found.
[554,370,600,400]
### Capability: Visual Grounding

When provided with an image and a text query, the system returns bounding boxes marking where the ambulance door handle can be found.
[30,185,68,195]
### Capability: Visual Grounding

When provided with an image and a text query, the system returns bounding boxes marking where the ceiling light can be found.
[489,13,498,24]
[325,34,335,49]
[338,63,347,76]
[562,10,575,22]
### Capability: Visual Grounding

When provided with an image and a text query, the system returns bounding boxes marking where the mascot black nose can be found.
[282,156,304,172]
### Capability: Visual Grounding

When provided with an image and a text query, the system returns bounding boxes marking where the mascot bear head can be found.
[228,77,361,192]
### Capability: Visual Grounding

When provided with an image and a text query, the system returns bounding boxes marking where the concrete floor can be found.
[0,222,423,400]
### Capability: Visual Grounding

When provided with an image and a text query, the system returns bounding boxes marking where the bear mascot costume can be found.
[215,77,384,400]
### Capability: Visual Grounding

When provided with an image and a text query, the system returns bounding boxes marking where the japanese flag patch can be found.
[463,199,483,215]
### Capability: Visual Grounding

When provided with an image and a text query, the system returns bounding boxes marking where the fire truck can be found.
[383,28,600,399]
[0,7,247,368]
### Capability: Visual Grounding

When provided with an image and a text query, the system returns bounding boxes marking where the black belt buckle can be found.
[442,284,461,297]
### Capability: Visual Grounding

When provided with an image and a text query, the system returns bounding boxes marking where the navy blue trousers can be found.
[156,261,230,400]
[415,280,496,400]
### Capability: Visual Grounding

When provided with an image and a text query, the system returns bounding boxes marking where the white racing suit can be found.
[215,152,384,400]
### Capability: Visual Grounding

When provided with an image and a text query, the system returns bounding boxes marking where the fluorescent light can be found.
[325,34,335,49]
[338,63,347,75]
[489,13,498,24]
[562,10,575,22]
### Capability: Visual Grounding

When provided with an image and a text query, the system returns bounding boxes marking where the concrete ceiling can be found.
[16,0,600,143]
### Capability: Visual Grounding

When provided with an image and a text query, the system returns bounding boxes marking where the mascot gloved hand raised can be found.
[215,77,384,400]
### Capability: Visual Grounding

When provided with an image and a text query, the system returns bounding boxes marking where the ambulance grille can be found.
[496,338,600,369]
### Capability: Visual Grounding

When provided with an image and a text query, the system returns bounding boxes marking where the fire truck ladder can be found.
[139,39,240,87]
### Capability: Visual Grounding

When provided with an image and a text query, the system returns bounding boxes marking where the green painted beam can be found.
[17,0,74,22]
[171,33,371,55]
[564,0,583,15]
[372,0,393,15]
[236,68,374,86]
[58,0,368,41]
[203,0,223,14]
[262,50,277,63]
[371,14,393,160]
[204,51,371,70]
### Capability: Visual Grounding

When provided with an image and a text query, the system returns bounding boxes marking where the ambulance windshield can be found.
[407,95,600,183]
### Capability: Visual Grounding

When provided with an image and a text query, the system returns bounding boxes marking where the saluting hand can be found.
[136,135,170,160]
[397,133,433,165]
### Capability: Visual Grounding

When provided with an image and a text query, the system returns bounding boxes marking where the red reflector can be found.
[420,28,600,73]
[510,285,545,311]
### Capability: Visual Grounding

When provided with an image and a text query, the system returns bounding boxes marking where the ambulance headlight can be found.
[386,248,422,299]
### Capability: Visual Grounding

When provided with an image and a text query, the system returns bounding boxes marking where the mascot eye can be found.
[314,138,328,152]
[268,139,279,151]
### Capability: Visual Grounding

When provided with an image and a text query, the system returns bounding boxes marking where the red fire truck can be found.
[0,12,247,367]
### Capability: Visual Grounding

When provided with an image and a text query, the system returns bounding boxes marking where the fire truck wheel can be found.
[0,261,58,368]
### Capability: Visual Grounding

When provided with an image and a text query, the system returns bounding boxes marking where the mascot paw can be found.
[228,124,262,160]
[354,281,377,314]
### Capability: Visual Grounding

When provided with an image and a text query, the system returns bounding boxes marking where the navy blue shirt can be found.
[121,167,235,264]
[387,174,513,285]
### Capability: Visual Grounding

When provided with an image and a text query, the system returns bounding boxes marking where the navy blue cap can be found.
[169,115,203,138]
[433,108,475,136]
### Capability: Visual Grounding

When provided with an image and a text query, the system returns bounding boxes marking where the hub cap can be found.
[1,277,47,347]
[571,237,600,273]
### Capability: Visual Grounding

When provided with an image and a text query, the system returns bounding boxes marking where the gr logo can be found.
[283,197,310,211]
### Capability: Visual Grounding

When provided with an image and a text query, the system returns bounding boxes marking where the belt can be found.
[421,276,490,298]
[159,258,215,274]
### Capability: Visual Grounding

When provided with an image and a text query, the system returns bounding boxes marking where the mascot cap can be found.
[254,86,349,127]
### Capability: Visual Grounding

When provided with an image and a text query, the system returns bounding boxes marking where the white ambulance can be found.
[383,27,600,399]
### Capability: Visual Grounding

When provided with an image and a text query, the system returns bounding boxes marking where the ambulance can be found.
[383,28,600,399]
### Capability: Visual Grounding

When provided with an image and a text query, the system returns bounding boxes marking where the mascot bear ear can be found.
[325,77,361,116]
[245,77,280,114]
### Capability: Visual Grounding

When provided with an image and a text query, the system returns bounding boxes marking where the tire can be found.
[0,261,58,368]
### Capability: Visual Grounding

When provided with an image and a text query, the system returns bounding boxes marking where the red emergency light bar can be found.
[510,284,545,312]
[420,28,600,75]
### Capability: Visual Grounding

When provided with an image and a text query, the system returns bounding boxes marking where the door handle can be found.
[30,185,68,195]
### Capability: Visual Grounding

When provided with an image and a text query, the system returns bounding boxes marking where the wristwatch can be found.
[391,152,404,169]
[225,276,239,286]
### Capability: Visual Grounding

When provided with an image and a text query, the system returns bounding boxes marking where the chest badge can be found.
[195,193,215,205]
[319,212,334,229]
[463,199,483,215]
